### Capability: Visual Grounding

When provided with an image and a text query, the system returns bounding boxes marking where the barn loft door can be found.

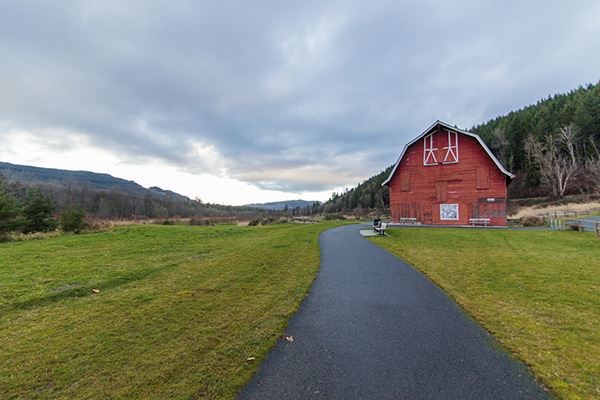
[423,133,438,165]
[442,130,459,163]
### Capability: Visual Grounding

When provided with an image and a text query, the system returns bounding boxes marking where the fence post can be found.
[596,221,600,238]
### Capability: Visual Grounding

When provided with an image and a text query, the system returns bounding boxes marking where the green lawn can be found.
[371,228,600,400]
[0,223,340,399]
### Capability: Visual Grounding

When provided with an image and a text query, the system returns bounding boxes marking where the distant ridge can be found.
[244,199,320,211]
[0,161,261,219]
[0,161,159,195]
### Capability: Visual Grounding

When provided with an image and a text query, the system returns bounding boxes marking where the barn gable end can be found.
[383,121,513,226]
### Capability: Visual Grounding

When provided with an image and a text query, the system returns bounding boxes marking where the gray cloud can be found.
[1,0,599,192]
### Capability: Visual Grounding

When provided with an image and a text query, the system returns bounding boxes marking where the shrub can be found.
[521,215,545,226]
[323,213,346,221]
[162,219,175,225]
[248,218,260,226]
[60,208,87,233]
[260,217,278,225]
[189,218,211,226]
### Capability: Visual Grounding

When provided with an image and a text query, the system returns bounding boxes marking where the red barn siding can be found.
[388,126,509,226]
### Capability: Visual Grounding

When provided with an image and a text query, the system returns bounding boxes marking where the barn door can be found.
[479,202,489,218]
[436,181,448,202]
[477,198,507,219]
[422,203,433,224]
[393,203,401,222]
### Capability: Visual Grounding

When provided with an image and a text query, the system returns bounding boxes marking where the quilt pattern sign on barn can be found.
[440,203,458,220]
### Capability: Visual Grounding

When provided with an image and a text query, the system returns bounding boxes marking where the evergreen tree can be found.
[0,183,21,239]
[22,188,56,233]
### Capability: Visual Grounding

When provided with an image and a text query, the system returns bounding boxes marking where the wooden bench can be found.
[469,218,490,226]
[565,219,583,231]
[374,222,387,235]
[399,217,418,225]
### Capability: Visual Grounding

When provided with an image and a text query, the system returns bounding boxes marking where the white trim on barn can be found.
[382,120,515,186]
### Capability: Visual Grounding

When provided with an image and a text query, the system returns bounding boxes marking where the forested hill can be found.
[245,200,320,211]
[0,162,262,219]
[473,82,600,171]
[0,162,154,197]
[471,81,600,197]
[322,166,393,213]
[323,81,600,212]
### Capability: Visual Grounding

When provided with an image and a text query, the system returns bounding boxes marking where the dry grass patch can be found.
[510,201,600,219]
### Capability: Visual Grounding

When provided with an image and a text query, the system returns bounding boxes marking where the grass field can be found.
[0,223,340,399]
[371,228,600,400]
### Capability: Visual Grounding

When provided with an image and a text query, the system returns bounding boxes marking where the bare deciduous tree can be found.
[558,123,578,165]
[524,124,581,197]
[586,139,600,193]
[491,127,511,170]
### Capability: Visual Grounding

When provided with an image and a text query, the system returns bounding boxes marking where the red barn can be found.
[382,120,514,226]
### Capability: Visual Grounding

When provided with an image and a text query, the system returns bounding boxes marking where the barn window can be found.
[476,167,490,189]
[442,130,459,163]
[423,133,438,165]
[440,203,459,220]
[400,172,411,191]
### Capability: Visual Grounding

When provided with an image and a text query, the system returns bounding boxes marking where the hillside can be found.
[0,162,262,219]
[0,162,148,194]
[323,81,600,211]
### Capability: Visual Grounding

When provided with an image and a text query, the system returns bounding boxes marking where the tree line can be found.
[0,182,87,240]
[473,81,600,197]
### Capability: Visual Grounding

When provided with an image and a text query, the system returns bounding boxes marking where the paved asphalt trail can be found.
[238,225,551,400]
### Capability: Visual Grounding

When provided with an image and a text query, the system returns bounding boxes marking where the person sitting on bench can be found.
[373,218,381,231]
[374,222,387,235]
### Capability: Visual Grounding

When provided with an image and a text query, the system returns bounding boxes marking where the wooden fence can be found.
[550,218,600,238]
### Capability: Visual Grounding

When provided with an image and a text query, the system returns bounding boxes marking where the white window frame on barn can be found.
[423,133,438,165]
[440,203,459,220]
[442,130,459,163]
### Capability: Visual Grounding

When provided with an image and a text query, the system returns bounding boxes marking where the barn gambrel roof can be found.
[381,120,515,186]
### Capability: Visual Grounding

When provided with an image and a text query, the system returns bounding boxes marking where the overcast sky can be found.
[1,1,599,204]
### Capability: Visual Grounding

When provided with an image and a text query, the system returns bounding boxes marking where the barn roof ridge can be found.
[381,120,515,186]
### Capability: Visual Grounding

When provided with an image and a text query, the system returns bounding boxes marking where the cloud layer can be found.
[1,0,599,192]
